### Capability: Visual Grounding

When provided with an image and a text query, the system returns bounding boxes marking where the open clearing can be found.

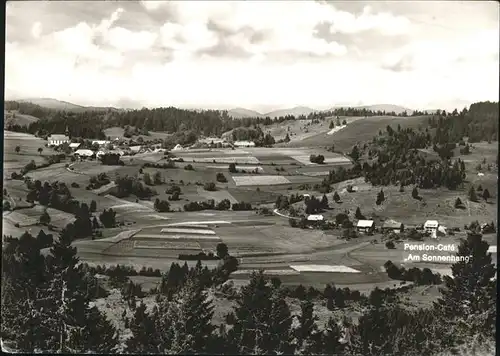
[180,156,260,164]
[290,265,361,273]
[232,175,291,186]
[291,155,352,166]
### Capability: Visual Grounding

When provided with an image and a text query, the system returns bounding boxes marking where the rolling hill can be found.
[265,106,317,119]
[17,98,123,113]
[330,104,412,115]
[227,108,264,119]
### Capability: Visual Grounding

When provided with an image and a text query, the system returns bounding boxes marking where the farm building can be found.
[356,220,375,233]
[129,145,142,153]
[307,214,324,222]
[382,220,404,233]
[234,141,255,148]
[424,220,439,237]
[96,150,107,158]
[92,140,109,146]
[48,134,70,146]
[69,142,81,150]
[172,144,184,151]
[74,149,94,158]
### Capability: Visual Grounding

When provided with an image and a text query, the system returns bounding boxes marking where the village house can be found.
[92,140,110,147]
[424,220,439,238]
[48,134,70,147]
[172,144,184,151]
[356,220,375,233]
[307,214,324,222]
[74,149,94,158]
[234,140,256,148]
[382,220,404,234]
[129,145,142,154]
[69,142,81,150]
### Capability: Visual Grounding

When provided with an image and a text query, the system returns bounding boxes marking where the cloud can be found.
[31,22,42,39]
[5,1,499,111]
[104,27,158,51]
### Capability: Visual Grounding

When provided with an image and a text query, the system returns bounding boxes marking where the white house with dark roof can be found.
[424,220,439,232]
[356,220,375,233]
[307,214,324,222]
[234,140,255,148]
[48,134,70,146]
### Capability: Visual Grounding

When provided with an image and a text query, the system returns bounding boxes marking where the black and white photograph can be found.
[2,0,498,354]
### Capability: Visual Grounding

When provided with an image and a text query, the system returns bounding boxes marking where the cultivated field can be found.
[232,175,291,186]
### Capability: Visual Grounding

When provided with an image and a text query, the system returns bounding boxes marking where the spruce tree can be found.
[482,188,490,202]
[47,223,118,352]
[295,300,322,354]
[1,232,51,352]
[468,185,478,202]
[156,279,216,354]
[126,302,159,354]
[321,194,329,209]
[40,210,51,225]
[434,234,496,338]
[225,271,294,354]
[322,317,344,355]
[355,207,364,219]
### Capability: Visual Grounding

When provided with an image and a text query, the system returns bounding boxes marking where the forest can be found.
[1,228,496,354]
[5,100,435,141]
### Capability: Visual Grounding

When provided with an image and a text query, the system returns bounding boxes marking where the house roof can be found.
[382,220,403,229]
[234,140,255,146]
[424,220,439,228]
[74,149,94,156]
[357,220,374,228]
[129,145,142,152]
[49,134,69,140]
[92,140,109,145]
[69,143,81,148]
[307,214,324,221]
[487,246,497,254]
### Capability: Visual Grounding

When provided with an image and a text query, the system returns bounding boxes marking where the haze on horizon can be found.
[5,1,499,113]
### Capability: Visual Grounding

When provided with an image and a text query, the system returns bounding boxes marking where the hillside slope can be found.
[265,106,317,119]
[280,115,430,151]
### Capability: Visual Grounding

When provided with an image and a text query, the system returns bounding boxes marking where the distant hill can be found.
[330,104,413,115]
[17,98,123,113]
[265,106,317,119]
[227,108,263,119]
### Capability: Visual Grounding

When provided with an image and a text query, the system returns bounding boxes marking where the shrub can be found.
[385,241,395,249]
[71,182,80,188]
[184,164,194,171]
[216,173,228,183]
[204,182,217,191]
[309,154,325,164]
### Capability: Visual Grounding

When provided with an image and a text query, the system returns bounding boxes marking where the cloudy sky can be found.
[5,1,499,112]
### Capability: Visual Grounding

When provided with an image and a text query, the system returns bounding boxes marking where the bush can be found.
[204,182,217,191]
[165,184,181,195]
[71,182,80,188]
[385,241,395,249]
[232,201,252,211]
[184,164,194,171]
[309,154,325,164]
[154,199,170,212]
[216,173,228,183]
